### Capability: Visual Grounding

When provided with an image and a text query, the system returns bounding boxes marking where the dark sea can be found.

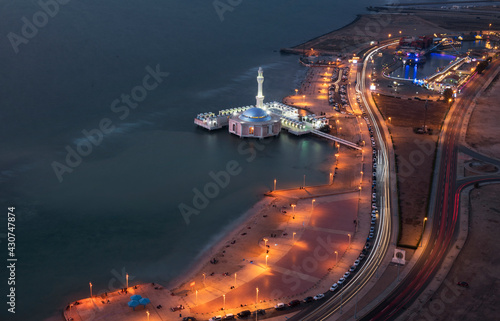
[0,0,408,319]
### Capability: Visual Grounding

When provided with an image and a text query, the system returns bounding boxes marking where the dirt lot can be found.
[413,184,500,321]
[373,95,449,247]
[281,14,451,54]
[466,75,500,160]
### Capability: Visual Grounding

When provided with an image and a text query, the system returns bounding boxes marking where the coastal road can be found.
[359,57,500,320]
[288,43,396,321]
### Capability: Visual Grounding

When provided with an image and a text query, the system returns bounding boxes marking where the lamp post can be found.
[335,251,338,265]
[330,172,333,184]
[234,273,237,288]
[256,288,259,307]
[196,290,198,305]
[291,204,296,213]
[420,218,428,247]
[295,88,298,95]
[311,199,316,212]
[203,273,206,285]
[89,282,92,298]
[263,238,268,248]
[266,255,269,267]
[293,232,296,241]
[274,179,276,191]
[223,294,226,310]
[348,234,351,248]
[146,310,150,321]
[126,273,129,289]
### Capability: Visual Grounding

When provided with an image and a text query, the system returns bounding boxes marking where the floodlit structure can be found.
[228,67,281,138]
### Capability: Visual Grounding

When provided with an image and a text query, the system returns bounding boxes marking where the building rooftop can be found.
[238,107,272,122]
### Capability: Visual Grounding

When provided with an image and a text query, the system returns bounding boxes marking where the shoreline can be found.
[166,196,276,291]
[284,14,363,51]
[63,9,374,319]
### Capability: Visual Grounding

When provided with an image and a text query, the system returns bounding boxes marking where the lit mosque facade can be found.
[194,67,335,141]
[228,68,281,138]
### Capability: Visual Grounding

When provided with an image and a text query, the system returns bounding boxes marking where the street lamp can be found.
[295,88,298,95]
[293,232,296,240]
[348,234,351,248]
[126,273,129,289]
[234,273,237,288]
[223,294,226,310]
[203,273,206,285]
[196,290,198,305]
[311,199,316,212]
[266,255,269,267]
[274,179,276,191]
[89,282,92,298]
[291,204,296,213]
[330,172,333,184]
[388,117,392,124]
[256,288,259,307]
[146,310,150,321]
[335,251,338,264]
[263,238,268,247]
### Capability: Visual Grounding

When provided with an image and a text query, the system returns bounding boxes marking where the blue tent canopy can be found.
[130,294,142,301]
[128,300,140,310]
[139,298,151,306]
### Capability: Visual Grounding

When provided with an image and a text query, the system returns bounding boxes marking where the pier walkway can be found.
[311,129,362,150]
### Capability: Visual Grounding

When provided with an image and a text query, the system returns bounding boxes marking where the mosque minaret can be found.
[256,67,265,108]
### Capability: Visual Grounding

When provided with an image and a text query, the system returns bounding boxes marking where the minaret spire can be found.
[256,67,264,108]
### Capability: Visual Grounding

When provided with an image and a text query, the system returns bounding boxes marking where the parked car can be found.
[303,296,314,303]
[349,265,356,272]
[344,271,351,278]
[222,314,235,320]
[330,283,339,291]
[237,310,251,318]
[288,299,300,307]
[275,303,286,310]
[314,293,325,300]
[337,277,346,285]
[354,259,360,266]
[253,309,266,315]
[209,316,222,321]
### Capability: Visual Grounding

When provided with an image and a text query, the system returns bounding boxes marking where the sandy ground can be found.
[412,184,500,321]
[372,95,448,247]
[466,75,500,160]
[281,14,450,55]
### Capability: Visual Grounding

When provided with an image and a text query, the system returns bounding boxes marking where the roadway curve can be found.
[360,57,500,320]
[288,43,397,321]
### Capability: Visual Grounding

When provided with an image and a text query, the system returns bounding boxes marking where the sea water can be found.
[0,0,388,319]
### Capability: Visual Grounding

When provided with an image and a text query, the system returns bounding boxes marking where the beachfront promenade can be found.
[66,61,374,321]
